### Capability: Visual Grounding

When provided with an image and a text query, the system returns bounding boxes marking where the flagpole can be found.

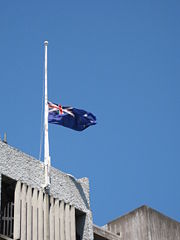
[44,40,51,191]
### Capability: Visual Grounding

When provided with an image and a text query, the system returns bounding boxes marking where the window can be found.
[0,175,16,238]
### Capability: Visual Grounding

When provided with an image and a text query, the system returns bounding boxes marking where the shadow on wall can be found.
[68,176,89,210]
[76,209,86,240]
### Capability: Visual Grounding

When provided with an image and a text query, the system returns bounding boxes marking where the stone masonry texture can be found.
[0,140,93,240]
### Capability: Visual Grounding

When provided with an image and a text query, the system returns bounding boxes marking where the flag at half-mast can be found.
[48,101,96,131]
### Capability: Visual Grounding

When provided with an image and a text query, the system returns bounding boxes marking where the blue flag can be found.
[48,102,96,131]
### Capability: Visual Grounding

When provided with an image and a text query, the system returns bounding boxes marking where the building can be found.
[0,139,93,240]
[95,205,180,240]
[0,139,180,240]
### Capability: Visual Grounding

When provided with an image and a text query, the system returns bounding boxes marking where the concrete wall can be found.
[148,207,180,240]
[0,140,93,240]
[106,206,149,240]
[93,225,121,240]
[106,205,180,240]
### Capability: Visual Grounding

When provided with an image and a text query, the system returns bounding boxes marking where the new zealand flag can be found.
[48,102,96,131]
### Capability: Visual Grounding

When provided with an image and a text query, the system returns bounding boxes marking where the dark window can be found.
[0,175,16,238]
[75,209,86,240]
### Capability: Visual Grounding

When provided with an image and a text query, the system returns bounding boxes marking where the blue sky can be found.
[0,0,180,226]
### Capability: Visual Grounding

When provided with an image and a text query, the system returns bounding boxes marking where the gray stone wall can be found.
[0,140,93,240]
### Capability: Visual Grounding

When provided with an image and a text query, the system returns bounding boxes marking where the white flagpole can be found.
[44,40,51,190]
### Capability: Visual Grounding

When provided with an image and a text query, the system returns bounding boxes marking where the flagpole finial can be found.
[44,40,48,46]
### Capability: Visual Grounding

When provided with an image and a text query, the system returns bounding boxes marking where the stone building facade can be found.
[0,140,93,240]
[0,139,180,240]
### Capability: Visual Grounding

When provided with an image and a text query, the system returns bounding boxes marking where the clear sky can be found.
[0,0,180,226]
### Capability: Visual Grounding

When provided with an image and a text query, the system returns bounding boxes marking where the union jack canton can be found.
[48,101,96,131]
